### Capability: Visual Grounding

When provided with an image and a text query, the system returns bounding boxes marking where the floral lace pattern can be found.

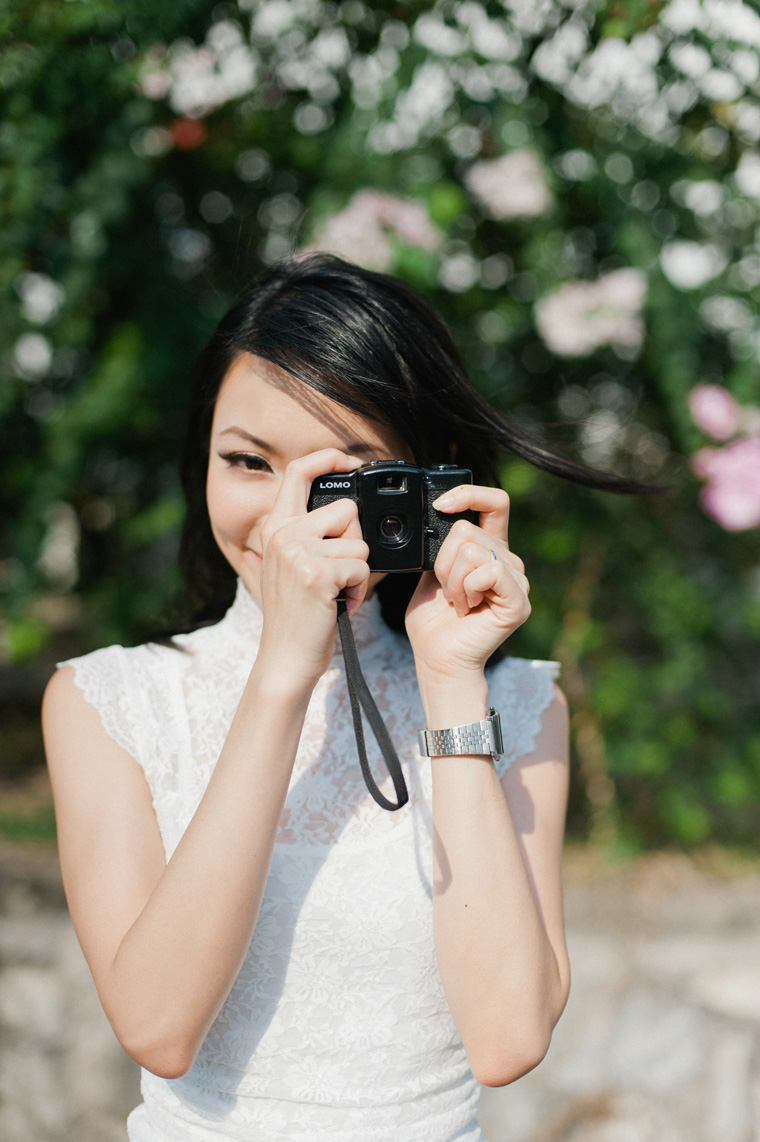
[62,580,559,1142]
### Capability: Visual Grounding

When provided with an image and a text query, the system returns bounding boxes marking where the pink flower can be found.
[691,437,760,531]
[465,151,552,219]
[308,190,441,272]
[534,269,647,357]
[688,384,741,441]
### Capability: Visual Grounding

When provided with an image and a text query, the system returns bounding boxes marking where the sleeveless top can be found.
[62,580,559,1142]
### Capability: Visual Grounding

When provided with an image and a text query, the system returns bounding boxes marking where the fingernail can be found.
[433,493,454,509]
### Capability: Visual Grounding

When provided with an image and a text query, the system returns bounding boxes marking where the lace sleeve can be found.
[486,657,561,779]
[57,646,148,767]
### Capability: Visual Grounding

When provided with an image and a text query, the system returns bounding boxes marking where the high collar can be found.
[224,578,388,657]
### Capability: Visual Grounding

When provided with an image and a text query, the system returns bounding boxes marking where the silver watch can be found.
[418,708,503,760]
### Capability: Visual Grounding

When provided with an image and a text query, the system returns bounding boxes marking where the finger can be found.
[445,544,529,615]
[319,537,370,562]
[443,541,495,615]
[264,497,362,552]
[463,561,501,611]
[434,519,516,592]
[335,559,371,614]
[265,542,370,605]
[432,484,510,544]
[299,497,363,541]
[279,535,370,563]
[462,559,531,621]
[273,448,363,521]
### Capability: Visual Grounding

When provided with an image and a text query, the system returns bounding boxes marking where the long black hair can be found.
[177,253,651,634]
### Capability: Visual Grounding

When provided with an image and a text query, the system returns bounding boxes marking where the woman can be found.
[42,254,625,1141]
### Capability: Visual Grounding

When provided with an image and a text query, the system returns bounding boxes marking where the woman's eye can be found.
[220,451,272,472]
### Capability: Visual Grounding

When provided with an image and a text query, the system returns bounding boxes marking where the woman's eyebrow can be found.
[218,426,382,458]
[346,442,379,456]
[217,427,276,452]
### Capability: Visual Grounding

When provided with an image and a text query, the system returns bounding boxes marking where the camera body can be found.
[307,461,477,572]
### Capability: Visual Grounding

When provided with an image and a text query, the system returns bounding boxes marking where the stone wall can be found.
[480,852,760,1142]
[2,843,760,1142]
[0,844,138,1142]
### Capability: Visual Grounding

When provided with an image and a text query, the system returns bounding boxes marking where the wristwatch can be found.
[418,708,503,761]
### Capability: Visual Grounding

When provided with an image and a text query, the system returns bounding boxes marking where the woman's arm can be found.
[44,662,310,1078]
[419,674,570,1088]
[44,448,369,1079]
[406,484,570,1086]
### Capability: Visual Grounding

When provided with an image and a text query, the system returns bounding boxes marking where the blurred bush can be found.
[2,0,759,848]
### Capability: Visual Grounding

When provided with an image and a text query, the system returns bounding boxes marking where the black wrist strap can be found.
[336,598,409,811]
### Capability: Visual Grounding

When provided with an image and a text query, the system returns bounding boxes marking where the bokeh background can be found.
[2,0,760,851]
[3,4,760,1142]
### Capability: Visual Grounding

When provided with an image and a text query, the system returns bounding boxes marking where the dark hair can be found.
[176,253,652,634]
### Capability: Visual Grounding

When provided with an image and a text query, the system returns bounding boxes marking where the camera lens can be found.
[378,514,410,546]
[381,516,403,538]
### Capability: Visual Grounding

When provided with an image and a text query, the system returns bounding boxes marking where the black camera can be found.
[307,461,477,572]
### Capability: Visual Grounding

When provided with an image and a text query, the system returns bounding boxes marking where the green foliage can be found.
[0,803,57,844]
[1,0,759,846]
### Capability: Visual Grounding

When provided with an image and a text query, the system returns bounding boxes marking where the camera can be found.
[307,461,477,572]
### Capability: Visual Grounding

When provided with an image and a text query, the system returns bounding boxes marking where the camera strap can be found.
[336,598,409,811]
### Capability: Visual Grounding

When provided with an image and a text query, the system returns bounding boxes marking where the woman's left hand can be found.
[405,484,531,681]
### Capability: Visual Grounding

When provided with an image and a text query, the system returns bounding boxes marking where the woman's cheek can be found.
[207,469,261,549]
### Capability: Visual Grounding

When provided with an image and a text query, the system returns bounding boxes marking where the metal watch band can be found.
[418,708,503,760]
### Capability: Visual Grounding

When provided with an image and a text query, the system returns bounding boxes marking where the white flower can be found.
[661,0,702,36]
[311,26,351,69]
[456,3,521,62]
[439,251,479,293]
[465,150,552,219]
[675,178,724,215]
[502,0,558,37]
[394,61,454,142]
[309,190,440,271]
[140,22,257,117]
[130,126,173,158]
[535,269,647,357]
[700,296,754,334]
[37,502,79,591]
[660,241,728,289]
[13,332,53,378]
[15,273,64,324]
[532,20,589,85]
[369,60,454,153]
[669,40,712,79]
[413,12,466,57]
[735,152,760,200]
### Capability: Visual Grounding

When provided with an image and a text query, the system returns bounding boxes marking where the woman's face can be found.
[206,353,412,601]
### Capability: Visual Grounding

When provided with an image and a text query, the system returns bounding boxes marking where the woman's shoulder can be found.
[51,629,214,774]
[57,638,191,740]
[487,653,561,709]
[487,655,562,777]
[58,637,185,691]
[488,653,561,686]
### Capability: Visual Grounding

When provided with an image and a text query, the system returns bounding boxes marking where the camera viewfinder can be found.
[377,473,406,493]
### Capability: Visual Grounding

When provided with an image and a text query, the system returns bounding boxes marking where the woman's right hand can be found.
[252,448,370,688]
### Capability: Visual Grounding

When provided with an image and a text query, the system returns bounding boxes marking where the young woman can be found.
[42,254,631,1142]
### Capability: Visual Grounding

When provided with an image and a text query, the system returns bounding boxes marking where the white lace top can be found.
[62,580,559,1142]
